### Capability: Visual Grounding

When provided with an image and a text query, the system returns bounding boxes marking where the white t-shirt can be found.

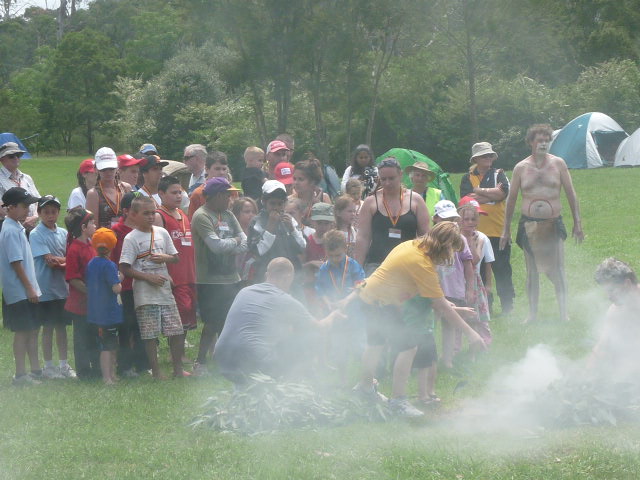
[120,226,178,307]
[475,231,495,275]
[67,187,86,210]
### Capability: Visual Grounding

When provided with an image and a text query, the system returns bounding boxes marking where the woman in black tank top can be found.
[353,157,431,270]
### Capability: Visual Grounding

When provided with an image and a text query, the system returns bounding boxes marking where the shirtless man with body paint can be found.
[499,124,584,323]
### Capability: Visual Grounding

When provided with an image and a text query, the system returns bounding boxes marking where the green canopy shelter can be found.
[376,148,458,204]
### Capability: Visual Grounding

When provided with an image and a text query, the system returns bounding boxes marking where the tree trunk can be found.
[464,9,479,142]
[365,31,398,146]
[86,117,93,154]
[345,52,355,167]
[310,54,329,164]
[57,0,67,41]
[2,0,13,20]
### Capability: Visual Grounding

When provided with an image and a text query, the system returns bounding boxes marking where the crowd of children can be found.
[0,138,496,411]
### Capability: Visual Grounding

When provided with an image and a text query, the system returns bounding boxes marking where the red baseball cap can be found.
[78,158,96,174]
[117,154,144,169]
[458,195,488,215]
[274,162,294,184]
[267,140,289,153]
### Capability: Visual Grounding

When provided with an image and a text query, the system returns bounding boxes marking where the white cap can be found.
[262,179,287,195]
[433,200,459,219]
[95,147,118,170]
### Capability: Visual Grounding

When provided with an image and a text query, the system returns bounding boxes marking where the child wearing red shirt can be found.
[111,192,148,376]
[64,207,98,379]
[155,176,197,362]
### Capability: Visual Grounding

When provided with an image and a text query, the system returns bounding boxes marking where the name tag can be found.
[110,218,120,228]
[218,222,230,232]
[181,230,192,246]
[388,228,401,239]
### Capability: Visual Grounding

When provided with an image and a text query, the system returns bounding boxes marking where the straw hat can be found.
[403,161,436,182]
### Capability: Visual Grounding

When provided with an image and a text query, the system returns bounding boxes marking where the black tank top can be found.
[366,190,418,264]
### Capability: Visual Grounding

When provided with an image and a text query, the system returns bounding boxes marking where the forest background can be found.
[2,0,640,174]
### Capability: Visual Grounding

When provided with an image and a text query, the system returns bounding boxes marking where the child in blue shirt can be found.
[85,228,123,385]
[315,230,365,383]
[30,195,76,379]
[0,187,42,385]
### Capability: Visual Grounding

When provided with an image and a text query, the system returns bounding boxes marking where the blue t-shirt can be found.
[315,255,365,301]
[85,256,122,326]
[29,222,69,301]
[0,217,41,304]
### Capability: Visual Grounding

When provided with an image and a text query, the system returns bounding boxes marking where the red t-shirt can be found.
[156,207,195,286]
[305,234,325,262]
[64,238,96,315]
[111,219,133,291]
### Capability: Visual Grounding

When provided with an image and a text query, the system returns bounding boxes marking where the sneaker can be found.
[388,396,425,418]
[352,382,388,403]
[192,362,209,377]
[59,364,78,379]
[43,365,64,379]
[12,374,42,386]
[121,368,139,378]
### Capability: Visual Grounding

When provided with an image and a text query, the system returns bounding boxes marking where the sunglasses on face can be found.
[3,153,20,159]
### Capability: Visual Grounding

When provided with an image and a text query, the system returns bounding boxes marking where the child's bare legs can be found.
[100,350,115,385]
[144,338,165,379]
[42,325,54,364]
[359,345,384,388]
[27,328,40,372]
[13,331,30,376]
[417,364,437,401]
[441,319,455,368]
[391,347,417,399]
[168,335,185,376]
[55,324,69,363]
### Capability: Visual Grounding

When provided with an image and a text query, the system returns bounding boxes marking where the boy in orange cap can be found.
[86,228,123,384]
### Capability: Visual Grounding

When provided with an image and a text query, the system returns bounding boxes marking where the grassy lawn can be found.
[1,157,640,479]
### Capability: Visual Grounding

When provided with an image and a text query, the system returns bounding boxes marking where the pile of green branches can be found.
[534,378,640,428]
[190,373,389,435]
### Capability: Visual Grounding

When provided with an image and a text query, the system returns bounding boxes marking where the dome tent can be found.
[0,133,32,159]
[614,128,640,167]
[549,112,627,169]
[376,148,458,204]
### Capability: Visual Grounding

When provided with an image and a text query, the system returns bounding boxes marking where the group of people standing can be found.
[0,124,585,417]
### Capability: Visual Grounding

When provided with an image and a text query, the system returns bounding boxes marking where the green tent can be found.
[376,148,458,204]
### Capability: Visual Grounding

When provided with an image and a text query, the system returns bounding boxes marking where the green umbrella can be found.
[376,148,458,204]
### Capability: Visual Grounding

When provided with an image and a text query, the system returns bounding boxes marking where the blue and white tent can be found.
[0,132,32,159]
[549,112,627,169]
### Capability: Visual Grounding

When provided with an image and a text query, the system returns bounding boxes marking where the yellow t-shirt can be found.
[468,173,506,237]
[360,239,443,306]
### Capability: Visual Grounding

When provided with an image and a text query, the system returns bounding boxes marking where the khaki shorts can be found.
[136,304,183,340]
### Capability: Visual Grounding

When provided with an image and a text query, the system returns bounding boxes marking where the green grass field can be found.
[1,157,640,479]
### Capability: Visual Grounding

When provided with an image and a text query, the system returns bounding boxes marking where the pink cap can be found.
[274,162,294,184]
[459,195,488,215]
[267,140,289,153]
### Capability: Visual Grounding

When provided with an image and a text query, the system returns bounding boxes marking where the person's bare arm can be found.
[85,189,99,217]
[463,258,476,306]
[153,212,164,228]
[558,159,583,243]
[11,261,39,302]
[112,283,122,294]
[483,262,493,292]
[432,296,486,350]
[353,196,375,265]
[149,253,179,264]
[473,183,507,203]
[413,191,430,236]
[69,278,87,294]
[500,164,522,250]
[120,263,169,287]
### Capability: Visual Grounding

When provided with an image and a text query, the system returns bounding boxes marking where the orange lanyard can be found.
[329,257,350,292]
[159,206,186,234]
[136,228,155,259]
[142,186,159,208]
[98,181,121,216]
[382,188,404,226]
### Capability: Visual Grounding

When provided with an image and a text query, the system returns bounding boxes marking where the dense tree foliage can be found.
[1,0,640,171]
